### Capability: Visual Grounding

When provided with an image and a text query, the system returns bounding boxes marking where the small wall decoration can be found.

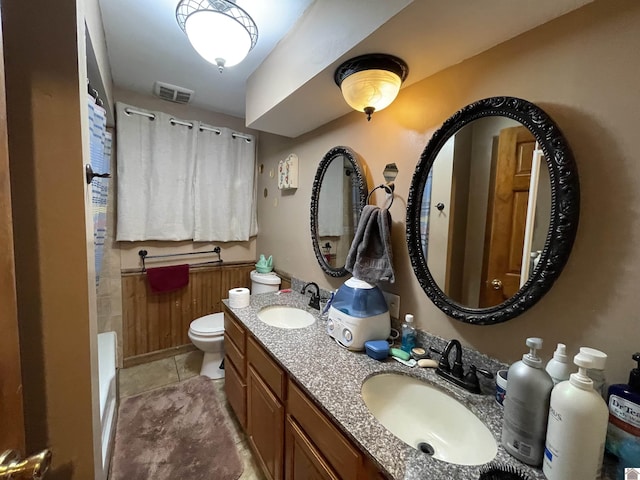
[278,153,298,190]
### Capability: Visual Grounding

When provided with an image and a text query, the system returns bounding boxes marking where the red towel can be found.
[146,264,189,293]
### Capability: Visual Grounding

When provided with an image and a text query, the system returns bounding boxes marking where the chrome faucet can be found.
[301,282,320,310]
[430,339,493,394]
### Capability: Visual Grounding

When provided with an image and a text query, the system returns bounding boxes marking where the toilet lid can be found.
[190,313,224,335]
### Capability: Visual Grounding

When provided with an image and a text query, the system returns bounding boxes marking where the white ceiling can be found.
[98,0,593,136]
[98,0,315,118]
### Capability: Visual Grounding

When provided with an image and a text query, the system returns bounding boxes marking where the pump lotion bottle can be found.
[543,347,609,480]
[501,337,554,466]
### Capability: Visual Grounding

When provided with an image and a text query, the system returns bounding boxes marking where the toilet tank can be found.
[250,270,281,294]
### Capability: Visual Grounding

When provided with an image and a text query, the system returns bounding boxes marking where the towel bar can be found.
[138,247,222,272]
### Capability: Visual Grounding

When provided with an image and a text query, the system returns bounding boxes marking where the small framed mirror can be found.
[311,146,368,277]
[406,97,580,324]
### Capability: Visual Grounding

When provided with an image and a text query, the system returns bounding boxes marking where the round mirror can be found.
[311,146,368,277]
[406,97,579,325]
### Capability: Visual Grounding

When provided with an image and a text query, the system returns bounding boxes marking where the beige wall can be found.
[4,0,101,478]
[256,0,640,384]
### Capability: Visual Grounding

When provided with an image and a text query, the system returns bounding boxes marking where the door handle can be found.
[490,279,503,291]
[0,449,51,479]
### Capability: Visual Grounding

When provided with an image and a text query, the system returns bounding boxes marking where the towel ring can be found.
[367,183,394,209]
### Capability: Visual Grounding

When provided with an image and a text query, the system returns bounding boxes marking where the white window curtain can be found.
[194,126,257,241]
[115,102,257,242]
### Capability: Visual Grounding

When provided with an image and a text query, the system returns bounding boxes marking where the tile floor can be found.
[117,350,265,480]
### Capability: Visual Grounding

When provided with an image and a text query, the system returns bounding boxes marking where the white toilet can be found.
[188,312,225,379]
[250,270,281,294]
[188,271,281,379]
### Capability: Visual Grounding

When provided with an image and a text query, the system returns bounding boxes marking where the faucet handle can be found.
[429,346,451,372]
[463,365,494,394]
[471,365,494,379]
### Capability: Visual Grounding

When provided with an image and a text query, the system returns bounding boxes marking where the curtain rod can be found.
[123,108,252,142]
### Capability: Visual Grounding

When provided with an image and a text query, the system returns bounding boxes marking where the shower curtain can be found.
[115,102,256,242]
[88,96,111,286]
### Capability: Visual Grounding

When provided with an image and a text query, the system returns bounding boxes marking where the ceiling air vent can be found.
[153,81,193,104]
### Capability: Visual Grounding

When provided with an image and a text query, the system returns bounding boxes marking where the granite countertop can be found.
[223,291,550,480]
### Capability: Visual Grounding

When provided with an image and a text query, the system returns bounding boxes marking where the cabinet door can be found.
[285,416,339,480]
[248,366,284,480]
[224,357,246,428]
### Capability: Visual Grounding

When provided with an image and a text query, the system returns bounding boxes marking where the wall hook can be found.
[85,164,111,184]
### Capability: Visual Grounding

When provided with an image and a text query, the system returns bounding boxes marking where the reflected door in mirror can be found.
[423,118,551,308]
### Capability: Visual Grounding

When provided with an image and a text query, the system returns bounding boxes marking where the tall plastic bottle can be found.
[400,314,416,353]
[501,337,554,466]
[543,347,609,480]
[545,343,572,385]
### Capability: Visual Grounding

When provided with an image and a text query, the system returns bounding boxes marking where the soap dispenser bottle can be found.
[400,314,416,353]
[543,347,609,480]
[545,343,572,385]
[501,337,554,466]
[605,352,640,457]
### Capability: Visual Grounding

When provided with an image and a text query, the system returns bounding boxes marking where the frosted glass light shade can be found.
[176,0,258,72]
[340,69,402,114]
[334,54,408,121]
[185,11,251,68]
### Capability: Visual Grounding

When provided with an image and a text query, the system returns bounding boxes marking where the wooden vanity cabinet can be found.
[224,312,247,428]
[223,307,386,480]
[247,336,286,480]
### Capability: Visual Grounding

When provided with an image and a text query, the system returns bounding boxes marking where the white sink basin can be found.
[361,373,497,465]
[257,306,316,329]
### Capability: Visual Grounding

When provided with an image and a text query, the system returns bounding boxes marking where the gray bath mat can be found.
[110,375,243,480]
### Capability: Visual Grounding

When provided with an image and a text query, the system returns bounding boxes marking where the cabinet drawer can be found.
[225,358,247,429]
[225,332,246,378]
[224,311,246,352]
[248,336,286,401]
[287,380,362,480]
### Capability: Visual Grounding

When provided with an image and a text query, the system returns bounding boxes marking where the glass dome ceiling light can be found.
[176,0,258,72]
[334,54,409,121]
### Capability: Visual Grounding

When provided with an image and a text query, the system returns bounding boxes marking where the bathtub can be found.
[98,331,117,474]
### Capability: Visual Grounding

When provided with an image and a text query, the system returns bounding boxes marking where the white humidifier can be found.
[327,278,390,350]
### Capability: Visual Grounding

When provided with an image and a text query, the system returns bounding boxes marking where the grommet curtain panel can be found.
[115,102,257,242]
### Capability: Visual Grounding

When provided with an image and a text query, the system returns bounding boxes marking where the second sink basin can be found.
[257,305,316,329]
[361,373,497,466]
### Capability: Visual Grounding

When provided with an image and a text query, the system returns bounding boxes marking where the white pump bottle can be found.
[543,347,609,480]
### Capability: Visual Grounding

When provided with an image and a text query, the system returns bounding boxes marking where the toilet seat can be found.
[189,312,224,337]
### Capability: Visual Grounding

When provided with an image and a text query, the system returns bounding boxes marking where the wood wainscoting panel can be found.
[122,262,253,361]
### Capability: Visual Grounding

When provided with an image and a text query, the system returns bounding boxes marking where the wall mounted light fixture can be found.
[334,54,408,121]
[176,0,258,73]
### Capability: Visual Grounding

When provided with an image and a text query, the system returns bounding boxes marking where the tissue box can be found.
[364,340,390,361]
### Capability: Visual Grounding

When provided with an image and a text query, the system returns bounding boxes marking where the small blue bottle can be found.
[605,352,640,458]
[401,314,416,353]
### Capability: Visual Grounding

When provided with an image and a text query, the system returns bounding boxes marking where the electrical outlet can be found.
[382,291,400,320]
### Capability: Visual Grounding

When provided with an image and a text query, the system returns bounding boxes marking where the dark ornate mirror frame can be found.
[406,97,580,325]
[311,146,368,277]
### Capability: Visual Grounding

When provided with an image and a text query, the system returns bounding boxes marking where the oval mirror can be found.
[406,97,580,325]
[311,146,368,277]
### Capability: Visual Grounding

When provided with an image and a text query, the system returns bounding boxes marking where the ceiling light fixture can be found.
[176,0,258,73]
[334,54,409,121]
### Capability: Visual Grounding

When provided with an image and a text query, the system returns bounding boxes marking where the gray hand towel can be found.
[345,205,395,284]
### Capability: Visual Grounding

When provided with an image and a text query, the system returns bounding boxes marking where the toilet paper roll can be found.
[229,287,250,309]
